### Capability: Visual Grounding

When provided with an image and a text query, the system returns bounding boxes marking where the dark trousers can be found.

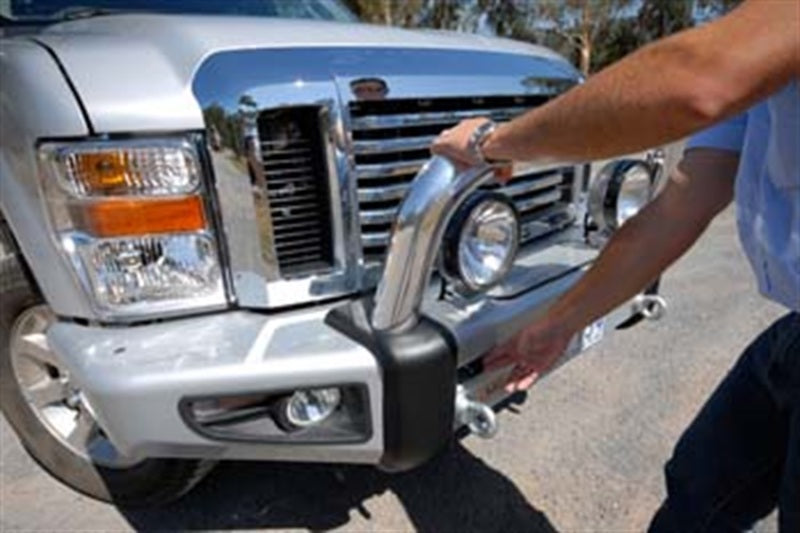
[650,312,800,533]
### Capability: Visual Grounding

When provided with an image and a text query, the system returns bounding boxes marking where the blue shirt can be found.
[687,80,799,311]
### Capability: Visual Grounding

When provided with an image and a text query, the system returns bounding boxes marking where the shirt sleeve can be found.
[686,112,748,152]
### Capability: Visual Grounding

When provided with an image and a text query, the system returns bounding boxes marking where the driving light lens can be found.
[588,159,655,234]
[445,193,520,292]
[284,388,341,428]
[616,165,652,225]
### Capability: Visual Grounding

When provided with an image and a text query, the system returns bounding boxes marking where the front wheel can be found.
[0,220,213,506]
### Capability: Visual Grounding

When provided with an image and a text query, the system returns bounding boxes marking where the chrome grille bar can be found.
[350,106,530,130]
[349,94,576,264]
[353,135,438,155]
[356,159,430,180]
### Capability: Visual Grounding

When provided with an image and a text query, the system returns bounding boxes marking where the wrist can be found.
[480,122,510,162]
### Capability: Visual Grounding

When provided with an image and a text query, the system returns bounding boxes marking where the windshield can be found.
[0,0,357,23]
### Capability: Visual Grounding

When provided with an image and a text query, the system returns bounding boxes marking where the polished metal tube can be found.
[371,156,494,332]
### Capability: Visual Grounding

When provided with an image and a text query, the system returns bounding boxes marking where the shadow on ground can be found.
[120,443,557,532]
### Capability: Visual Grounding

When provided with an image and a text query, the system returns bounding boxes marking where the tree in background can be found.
[522,0,631,76]
[342,0,425,26]
[592,0,694,71]
[696,0,740,21]
[344,0,635,76]
[637,0,693,43]
[341,0,734,75]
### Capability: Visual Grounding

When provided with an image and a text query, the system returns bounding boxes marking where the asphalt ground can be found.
[0,206,784,532]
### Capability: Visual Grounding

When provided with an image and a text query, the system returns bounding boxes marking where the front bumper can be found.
[46,265,659,470]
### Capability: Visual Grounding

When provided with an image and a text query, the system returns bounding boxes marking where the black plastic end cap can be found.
[326,298,457,472]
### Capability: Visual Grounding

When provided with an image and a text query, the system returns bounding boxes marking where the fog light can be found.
[443,192,520,292]
[283,388,341,428]
[588,159,656,233]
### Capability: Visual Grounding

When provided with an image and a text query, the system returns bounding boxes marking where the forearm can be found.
[483,0,798,164]
[484,39,718,163]
[544,148,737,337]
[546,197,707,335]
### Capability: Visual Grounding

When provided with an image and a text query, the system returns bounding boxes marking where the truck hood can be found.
[33,14,575,132]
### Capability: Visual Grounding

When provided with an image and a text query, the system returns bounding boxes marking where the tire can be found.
[0,218,214,507]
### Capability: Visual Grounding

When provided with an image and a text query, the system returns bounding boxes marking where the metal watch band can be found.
[468,119,500,165]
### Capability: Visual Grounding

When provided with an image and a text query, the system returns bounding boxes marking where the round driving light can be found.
[617,164,653,225]
[283,387,341,428]
[443,192,520,292]
[588,159,655,233]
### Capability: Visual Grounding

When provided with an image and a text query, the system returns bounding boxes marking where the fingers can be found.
[505,364,539,392]
[515,372,540,391]
[430,118,489,168]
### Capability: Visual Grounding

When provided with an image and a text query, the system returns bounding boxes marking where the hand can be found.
[430,117,488,169]
[484,318,574,392]
[431,118,514,184]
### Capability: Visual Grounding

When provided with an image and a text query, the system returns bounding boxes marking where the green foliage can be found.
[637,0,694,42]
[591,16,639,71]
[341,0,734,74]
[341,0,425,25]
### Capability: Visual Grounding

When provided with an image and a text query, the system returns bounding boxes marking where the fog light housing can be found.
[588,159,656,233]
[281,387,342,429]
[443,192,520,293]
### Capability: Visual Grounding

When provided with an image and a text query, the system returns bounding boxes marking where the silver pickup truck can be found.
[0,0,667,506]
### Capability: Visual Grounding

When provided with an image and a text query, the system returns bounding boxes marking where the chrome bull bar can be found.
[371,157,494,332]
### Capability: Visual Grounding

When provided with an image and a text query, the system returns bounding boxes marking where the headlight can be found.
[39,137,226,319]
[442,192,520,293]
[588,159,655,233]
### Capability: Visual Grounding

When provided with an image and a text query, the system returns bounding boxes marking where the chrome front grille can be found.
[349,96,576,263]
[256,106,334,275]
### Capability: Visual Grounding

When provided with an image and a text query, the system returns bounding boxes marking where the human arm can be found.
[432,0,798,167]
[486,148,738,391]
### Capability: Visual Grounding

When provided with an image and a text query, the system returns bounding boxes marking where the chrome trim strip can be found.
[361,231,392,248]
[502,172,563,196]
[350,107,531,130]
[353,135,438,155]
[372,157,495,331]
[515,189,564,212]
[357,183,410,203]
[356,160,429,180]
[359,207,398,225]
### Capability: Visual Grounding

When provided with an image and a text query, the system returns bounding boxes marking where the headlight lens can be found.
[72,232,221,309]
[39,137,225,319]
[588,160,655,233]
[617,165,653,225]
[444,193,520,292]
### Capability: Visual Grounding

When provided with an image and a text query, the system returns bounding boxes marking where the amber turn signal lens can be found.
[70,152,130,193]
[73,196,206,238]
[49,141,201,197]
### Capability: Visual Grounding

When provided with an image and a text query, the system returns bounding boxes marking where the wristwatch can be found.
[468,119,504,165]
